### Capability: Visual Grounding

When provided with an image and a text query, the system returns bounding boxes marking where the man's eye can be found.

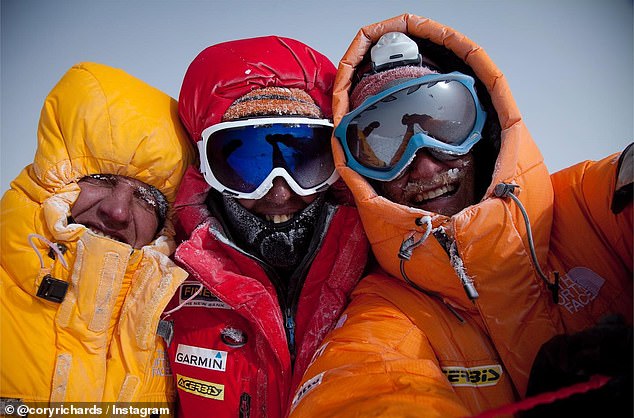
[428,148,462,162]
[133,188,159,212]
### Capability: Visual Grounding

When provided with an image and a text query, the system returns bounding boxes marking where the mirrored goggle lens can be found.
[346,79,477,170]
[207,123,334,194]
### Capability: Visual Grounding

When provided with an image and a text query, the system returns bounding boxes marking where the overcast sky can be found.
[2,0,632,195]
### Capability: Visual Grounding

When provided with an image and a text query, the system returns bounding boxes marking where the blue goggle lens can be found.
[207,123,334,194]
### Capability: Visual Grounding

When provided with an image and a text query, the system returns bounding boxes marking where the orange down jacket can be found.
[289,14,632,417]
[0,63,194,407]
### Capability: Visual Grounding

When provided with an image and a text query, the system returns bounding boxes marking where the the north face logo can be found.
[558,267,605,313]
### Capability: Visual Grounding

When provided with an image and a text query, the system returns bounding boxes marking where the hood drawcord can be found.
[28,233,69,269]
[494,183,560,303]
[158,282,205,347]
[398,215,433,260]
[162,282,204,317]
[398,216,466,323]
[28,233,70,303]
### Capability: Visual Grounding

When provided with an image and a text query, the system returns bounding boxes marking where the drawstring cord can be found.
[162,282,204,317]
[398,216,466,323]
[494,183,560,303]
[398,216,433,260]
[28,233,68,269]
[396,183,561,323]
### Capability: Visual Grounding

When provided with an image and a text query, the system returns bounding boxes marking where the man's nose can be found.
[97,188,134,227]
[262,177,295,204]
[407,149,446,180]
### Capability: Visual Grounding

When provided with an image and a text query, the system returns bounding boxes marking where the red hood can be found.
[178,35,336,143]
[174,36,338,239]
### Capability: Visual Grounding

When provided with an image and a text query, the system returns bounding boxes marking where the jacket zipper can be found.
[207,205,336,366]
[399,219,467,323]
[239,392,251,418]
[433,228,479,300]
[206,225,301,364]
[284,204,336,366]
[284,307,296,363]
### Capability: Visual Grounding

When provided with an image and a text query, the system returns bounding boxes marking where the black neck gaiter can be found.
[220,194,325,276]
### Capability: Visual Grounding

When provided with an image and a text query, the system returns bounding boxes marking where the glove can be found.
[522,315,632,418]
[612,143,633,214]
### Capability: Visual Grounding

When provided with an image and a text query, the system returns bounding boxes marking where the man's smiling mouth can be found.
[86,226,128,245]
[404,167,463,205]
[412,183,458,205]
[264,213,294,224]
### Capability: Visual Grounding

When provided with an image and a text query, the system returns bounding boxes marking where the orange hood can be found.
[332,14,554,308]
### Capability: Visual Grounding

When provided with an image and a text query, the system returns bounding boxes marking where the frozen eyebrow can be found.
[132,182,168,225]
[87,174,117,184]
[133,184,159,208]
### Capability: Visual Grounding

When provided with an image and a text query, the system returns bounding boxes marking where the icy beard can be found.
[221,194,325,275]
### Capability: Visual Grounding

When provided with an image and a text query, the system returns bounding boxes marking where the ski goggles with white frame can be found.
[335,72,487,181]
[198,117,338,200]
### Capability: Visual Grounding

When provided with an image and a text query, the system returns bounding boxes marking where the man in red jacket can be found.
[160,36,369,417]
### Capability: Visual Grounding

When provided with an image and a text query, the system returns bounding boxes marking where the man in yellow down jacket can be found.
[0,63,194,409]
[289,14,632,417]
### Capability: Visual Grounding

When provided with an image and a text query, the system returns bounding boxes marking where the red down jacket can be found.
[162,36,369,418]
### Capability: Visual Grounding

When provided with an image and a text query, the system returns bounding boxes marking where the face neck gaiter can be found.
[220,194,325,277]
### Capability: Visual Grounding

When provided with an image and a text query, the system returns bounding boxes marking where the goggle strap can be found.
[198,118,338,198]
[197,141,208,176]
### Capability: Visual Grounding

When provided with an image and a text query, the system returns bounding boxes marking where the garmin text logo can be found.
[176,344,227,372]
[177,374,224,400]
[442,365,503,387]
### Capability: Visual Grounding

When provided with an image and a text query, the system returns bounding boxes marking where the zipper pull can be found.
[285,308,296,363]
[239,392,251,418]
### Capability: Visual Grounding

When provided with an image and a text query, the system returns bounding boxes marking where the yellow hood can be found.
[29,62,192,203]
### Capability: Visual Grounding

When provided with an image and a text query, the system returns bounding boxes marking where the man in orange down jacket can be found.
[289,14,632,418]
[160,36,369,417]
[0,63,194,409]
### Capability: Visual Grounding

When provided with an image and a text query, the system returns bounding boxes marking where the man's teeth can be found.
[265,214,293,224]
[415,184,457,202]
[89,228,118,241]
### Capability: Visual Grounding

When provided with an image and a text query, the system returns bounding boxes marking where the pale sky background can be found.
[1,0,632,196]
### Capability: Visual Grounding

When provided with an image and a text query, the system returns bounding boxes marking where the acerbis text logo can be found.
[177,374,224,400]
[442,365,503,387]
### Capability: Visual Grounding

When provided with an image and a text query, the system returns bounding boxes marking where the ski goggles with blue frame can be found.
[335,72,487,181]
[199,117,339,200]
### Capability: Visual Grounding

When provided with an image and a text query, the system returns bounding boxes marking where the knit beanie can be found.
[222,87,323,121]
[350,65,438,110]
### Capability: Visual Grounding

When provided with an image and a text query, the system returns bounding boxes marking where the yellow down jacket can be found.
[289,14,632,417]
[0,63,194,406]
